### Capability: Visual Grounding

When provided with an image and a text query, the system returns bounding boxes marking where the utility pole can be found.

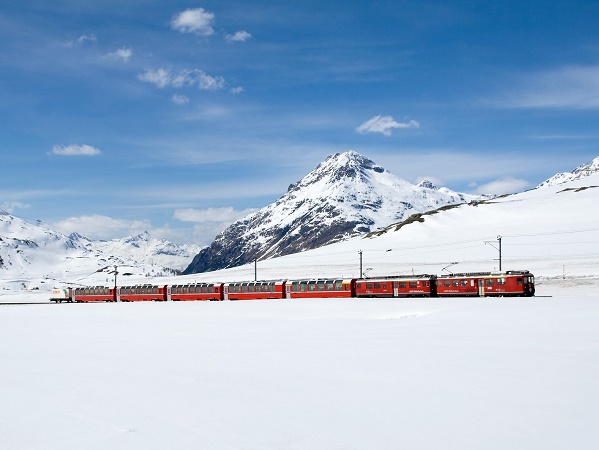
[359,250,363,278]
[114,265,118,289]
[498,235,502,271]
[254,258,257,281]
[485,236,503,271]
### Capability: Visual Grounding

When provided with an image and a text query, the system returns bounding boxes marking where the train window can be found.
[335,281,343,290]
[452,280,459,286]
[409,281,417,288]
[437,281,441,287]
[375,283,381,289]
[517,278,523,284]
[444,280,450,287]
[326,281,333,290]
[300,283,307,292]
[399,282,407,288]
[497,278,506,285]
[366,283,373,289]
[486,279,494,286]
[317,282,325,291]
[461,280,468,286]
[382,283,387,289]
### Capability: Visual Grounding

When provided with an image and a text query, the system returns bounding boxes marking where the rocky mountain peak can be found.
[417,179,437,190]
[184,151,485,274]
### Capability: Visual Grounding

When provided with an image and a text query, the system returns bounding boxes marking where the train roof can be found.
[437,270,533,278]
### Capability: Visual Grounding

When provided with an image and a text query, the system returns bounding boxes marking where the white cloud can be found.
[62,34,97,48]
[173,207,258,244]
[138,68,225,91]
[105,47,132,63]
[226,31,252,42]
[52,215,152,241]
[51,144,102,156]
[0,201,30,214]
[472,177,530,195]
[171,94,189,105]
[356,115,420,136]
[500,64,599,109]
[230,86,244,94]
[174,207,257,224]
[170,8,215,36]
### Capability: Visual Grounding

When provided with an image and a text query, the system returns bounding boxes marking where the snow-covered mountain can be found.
[0,212,199,290]
[70,231,201,270]
[184,151,488,274]
[537,155,599,188]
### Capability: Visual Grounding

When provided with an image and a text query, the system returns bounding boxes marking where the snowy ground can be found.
[1,282,598,450]
[2,173,598,449]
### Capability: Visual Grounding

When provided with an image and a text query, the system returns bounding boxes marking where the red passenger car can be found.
[437,271,535,297]
[355,275,436,298]
[170,283,224,301]
[118,284,167,302]
[224,280,286,300]
[72,286,116,302]
[286,278,356,298]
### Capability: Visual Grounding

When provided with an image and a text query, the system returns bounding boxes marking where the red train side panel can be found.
[355,275,436,298]
[225,281,286,300]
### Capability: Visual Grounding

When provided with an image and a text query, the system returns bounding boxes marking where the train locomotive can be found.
[50,270,535,302]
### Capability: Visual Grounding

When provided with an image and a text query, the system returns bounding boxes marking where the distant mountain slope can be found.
[537,155,599,188]
[71,231,201,270]
[0,211,198,290]
[184,151,488,274]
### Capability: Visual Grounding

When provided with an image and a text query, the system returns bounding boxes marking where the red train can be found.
[50,270,535,302]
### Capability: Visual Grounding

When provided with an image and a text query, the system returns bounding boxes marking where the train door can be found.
[478,279,485,297]
[223,285,229,301]
[165,286,172,301]
[393,281,399,297]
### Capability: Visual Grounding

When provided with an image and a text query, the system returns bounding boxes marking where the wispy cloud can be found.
[225,31,252,42]
[171,94,189,105]
[356,115,419,136]
[62,33,97,48]
[52,215,152,240]
[471,176,530,195]
[500,64,599,109]
[230,86,244,94]
[174,207,258,223]
[50,144,102,156]
[170,8,215,36]
[173,207,259,244]
[138,68,225,91]
[104,47,133,63]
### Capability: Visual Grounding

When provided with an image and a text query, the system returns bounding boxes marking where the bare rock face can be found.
[184,151,486,274]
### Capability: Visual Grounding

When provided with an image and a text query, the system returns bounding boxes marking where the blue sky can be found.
[1,0,599,245]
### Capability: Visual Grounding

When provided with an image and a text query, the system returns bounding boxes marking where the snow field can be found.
[1,294,598,449]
